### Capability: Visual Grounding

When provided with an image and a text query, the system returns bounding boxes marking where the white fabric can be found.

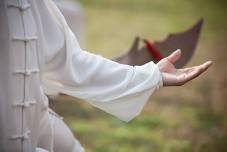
[42,0,163,122]
[38,109,85,152]
[0,0,162,151]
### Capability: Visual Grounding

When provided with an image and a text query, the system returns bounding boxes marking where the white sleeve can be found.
[42,0,163,122]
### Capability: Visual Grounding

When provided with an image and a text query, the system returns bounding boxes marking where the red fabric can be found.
[143,39,163,61]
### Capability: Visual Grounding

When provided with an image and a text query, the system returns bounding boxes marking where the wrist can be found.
[155,63,164,89]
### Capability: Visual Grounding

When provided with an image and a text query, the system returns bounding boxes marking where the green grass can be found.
[50,0,227,151]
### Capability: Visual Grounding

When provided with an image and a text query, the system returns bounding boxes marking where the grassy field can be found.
[50,0,227,151]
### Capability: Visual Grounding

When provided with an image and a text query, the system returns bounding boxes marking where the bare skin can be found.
[157,49,213,86]
[115,39,213,86]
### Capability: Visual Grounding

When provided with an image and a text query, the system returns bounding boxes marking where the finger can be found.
[179,61,213,73]
[129,36,140,53]
[166,49,182,64]
[181,61,213,83]
[189,61,213,75]
[200,61,213,69]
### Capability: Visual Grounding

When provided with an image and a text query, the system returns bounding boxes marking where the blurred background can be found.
[50,0,227,151]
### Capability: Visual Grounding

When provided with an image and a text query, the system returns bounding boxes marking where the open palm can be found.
[157,49,212,86]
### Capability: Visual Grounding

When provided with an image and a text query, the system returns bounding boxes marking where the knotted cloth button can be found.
[7,2,31,11]
[10,130,31,140]
[12,36,38,43]
[12,100,37,108]
[13,69,40,76]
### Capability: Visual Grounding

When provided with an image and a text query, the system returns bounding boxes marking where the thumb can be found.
[166,49,182,63]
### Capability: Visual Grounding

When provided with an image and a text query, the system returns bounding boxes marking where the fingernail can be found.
[175,49,181,55]
[204,61,213,68]
[207,61,213,65]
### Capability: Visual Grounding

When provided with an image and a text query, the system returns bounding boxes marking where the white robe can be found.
[0,0,162,151]
[42,0,163,122]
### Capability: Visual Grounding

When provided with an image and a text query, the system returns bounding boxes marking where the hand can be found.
[157,49,213,86]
